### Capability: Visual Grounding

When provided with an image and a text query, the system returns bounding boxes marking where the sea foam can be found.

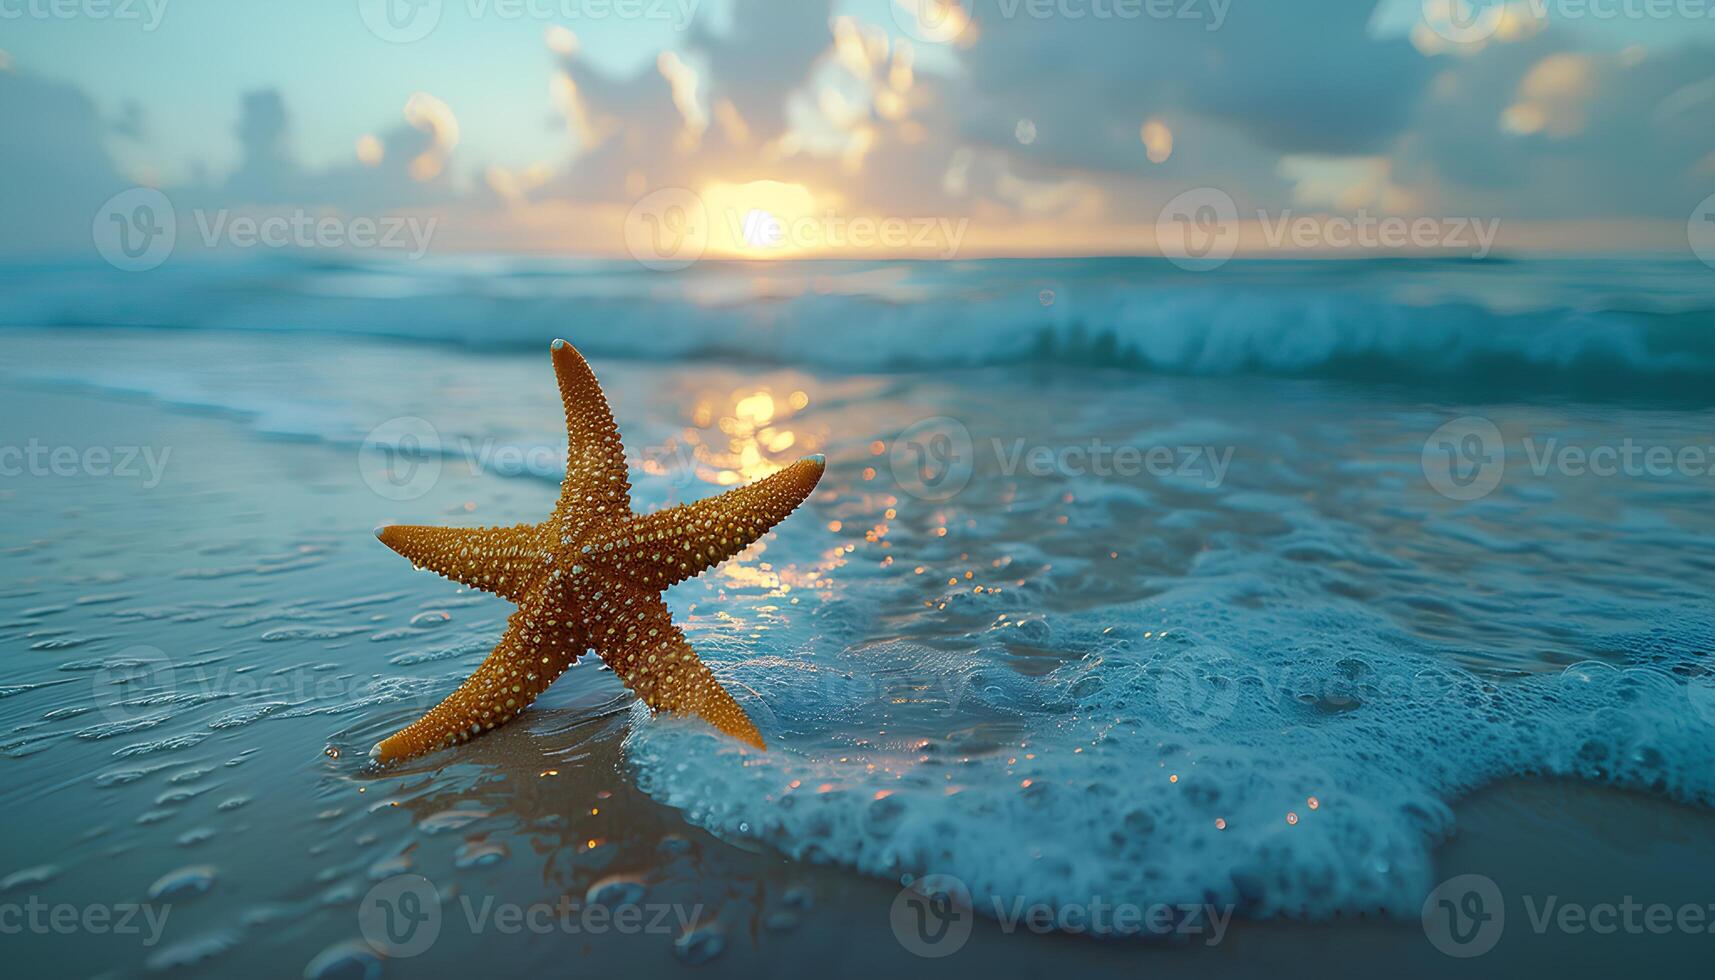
[625,577,1715,924]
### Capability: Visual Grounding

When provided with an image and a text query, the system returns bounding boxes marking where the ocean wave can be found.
[3,257,1713,398]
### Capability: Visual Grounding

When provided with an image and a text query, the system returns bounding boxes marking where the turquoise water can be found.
[2,257,1714,976]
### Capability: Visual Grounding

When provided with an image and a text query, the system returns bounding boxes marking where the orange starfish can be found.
[369,340,824,764]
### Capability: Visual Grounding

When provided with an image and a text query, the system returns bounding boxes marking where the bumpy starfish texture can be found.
[369,339,824,764]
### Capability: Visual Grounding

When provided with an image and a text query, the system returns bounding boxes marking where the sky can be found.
[3,0,1715,259]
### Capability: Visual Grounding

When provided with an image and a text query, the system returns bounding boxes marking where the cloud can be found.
[951,1,1432,169]
[1398,36,1715,218]
[0,67,129,254]
[5,0,1715,259]
[685,0,840,142]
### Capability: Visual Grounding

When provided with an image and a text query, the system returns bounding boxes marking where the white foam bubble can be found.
[627,561,1715,926]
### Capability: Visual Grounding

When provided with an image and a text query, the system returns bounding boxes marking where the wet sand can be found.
[3,351,1713,979]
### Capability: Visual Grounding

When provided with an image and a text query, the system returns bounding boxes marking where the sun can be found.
[701,179,824,257]
[739,208,785,249]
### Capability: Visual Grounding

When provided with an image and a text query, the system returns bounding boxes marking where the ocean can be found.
[2,255,1713,977]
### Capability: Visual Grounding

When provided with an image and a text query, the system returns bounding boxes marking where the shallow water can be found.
[2,258,1714,976]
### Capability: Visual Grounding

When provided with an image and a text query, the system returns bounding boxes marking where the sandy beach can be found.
[3,320,1712,978]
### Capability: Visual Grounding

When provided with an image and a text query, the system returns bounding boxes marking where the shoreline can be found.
[3,356,1712,979]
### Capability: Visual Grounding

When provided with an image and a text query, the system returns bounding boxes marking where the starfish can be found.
[368,339,824,764]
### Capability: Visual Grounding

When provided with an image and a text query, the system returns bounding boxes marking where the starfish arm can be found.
[548,340,633,535]
[370,573,587,765]
[374,523,546,602]
[587,455,826,589]
[594,584,764,749]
